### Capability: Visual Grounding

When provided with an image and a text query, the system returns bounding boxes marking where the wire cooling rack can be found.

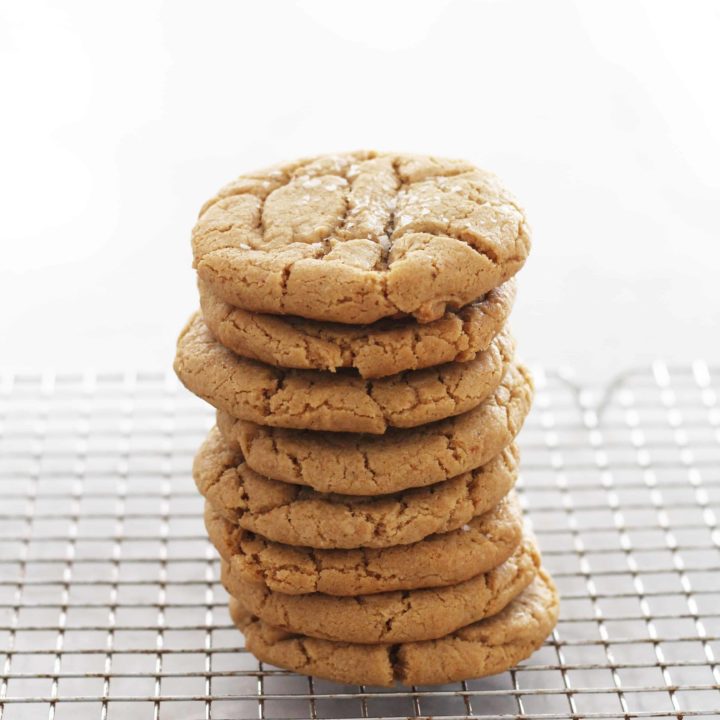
[0,363,718,720]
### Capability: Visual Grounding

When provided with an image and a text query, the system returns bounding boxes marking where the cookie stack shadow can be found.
[174,151,559,687]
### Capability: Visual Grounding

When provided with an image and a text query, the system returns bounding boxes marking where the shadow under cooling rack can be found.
[0,363,719,719]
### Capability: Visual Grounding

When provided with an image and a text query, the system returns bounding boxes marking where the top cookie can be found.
[192,151,530,324]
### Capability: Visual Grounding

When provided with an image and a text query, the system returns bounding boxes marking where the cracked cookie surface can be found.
[205,492,523,595]
[218,363,533,495]
[192,151,531,324]
[223,537,540,643]
[194,426,519,548]
[229,569,558,686]
[175,313,513,434]
[199,276,515,378]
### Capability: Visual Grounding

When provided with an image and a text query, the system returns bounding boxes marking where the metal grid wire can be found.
[0,363,719,720]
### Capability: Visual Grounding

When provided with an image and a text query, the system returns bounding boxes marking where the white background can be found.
[1,0,718,383]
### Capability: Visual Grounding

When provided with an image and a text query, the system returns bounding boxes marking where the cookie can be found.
[205,492,523,595]
[175,313,514,434]
[199,276,515,378]
[217,362,533,495]
[192,151,531,324]
[194,427,519,549]
[221,536,539,644]
[229,569,558,686]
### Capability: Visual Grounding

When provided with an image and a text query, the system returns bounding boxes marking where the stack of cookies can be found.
[175,151,559,686]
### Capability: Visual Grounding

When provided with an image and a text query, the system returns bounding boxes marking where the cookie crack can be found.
[358,448,379,489]
[382,590,411,638]
[380,157,404,271]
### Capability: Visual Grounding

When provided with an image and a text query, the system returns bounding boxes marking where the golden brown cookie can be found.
[205,492,523,595]
[194,427,519,548]
[218,363,533,495]
[199,276,515,378]
[221,537,539,644]
[192,151,531,324]
[230,569,558,686]
[175,313,513,434]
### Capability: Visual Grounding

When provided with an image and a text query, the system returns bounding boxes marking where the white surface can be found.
[1,0,718,383]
